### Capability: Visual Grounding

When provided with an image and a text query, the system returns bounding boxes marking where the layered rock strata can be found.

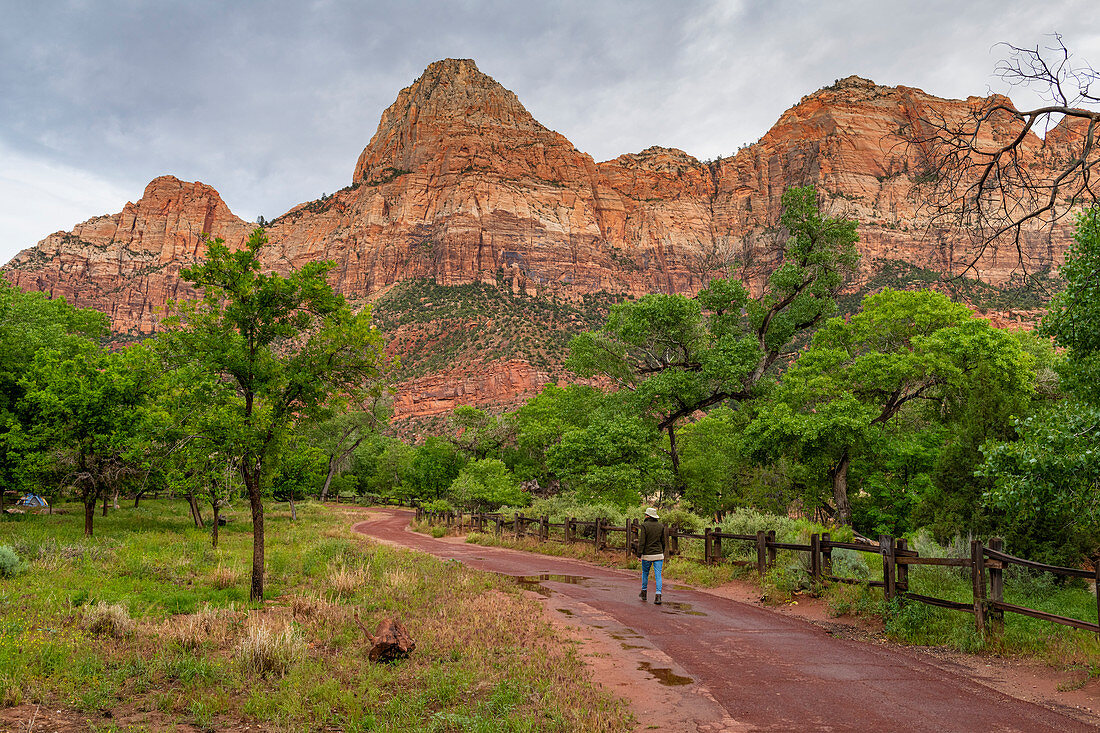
[2,60,1077,417]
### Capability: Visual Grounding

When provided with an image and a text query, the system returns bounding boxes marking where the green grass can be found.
[0,501,631,732]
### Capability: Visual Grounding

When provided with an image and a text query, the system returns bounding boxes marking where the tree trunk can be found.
[112,487,120,511]
[320,458,337,502]
[187,489,204,528]
[289,495,297,520]
[830,448,853,525]
[667,421,682,494]
[84,489,97,537]
[212,502,220,549]
[101,488,109,517]
[246,469,265,601]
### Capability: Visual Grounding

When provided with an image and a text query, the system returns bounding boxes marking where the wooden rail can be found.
[417,509,1100,638]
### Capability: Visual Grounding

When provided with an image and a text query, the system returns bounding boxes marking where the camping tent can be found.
[16,494,48,508]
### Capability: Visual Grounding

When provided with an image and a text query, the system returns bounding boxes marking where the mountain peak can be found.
[353,58,544,183]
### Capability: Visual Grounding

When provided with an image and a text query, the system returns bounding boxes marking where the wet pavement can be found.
[355,508,1097,732]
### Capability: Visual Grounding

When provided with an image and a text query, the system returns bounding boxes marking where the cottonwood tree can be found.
[163,227,386,601]
[911,35,1099,274]
[568,186,859,492]
[20,345,153,536]
[305,390,392,502]
[0,278,108,514]
[983,206,1100,548]
[751,289,1032,525]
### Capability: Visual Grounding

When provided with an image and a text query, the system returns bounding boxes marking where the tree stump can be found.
[356,614,415,662]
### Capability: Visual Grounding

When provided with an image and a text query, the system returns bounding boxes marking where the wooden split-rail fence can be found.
[415,507,1100,638]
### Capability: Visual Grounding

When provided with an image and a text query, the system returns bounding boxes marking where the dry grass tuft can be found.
[234,623,306,677]
[382,567,418,594]
[210,564,242,589]
[163,606,236,650]
[82,601,134,638]
[326,564,369,597]
[289,593,344,625]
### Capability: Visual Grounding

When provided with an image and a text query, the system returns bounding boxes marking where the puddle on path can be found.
[638,662,694,686]
[609,629,643,640]
[500,572,591,597]
[658,600,707,616]
[556,608,576,616]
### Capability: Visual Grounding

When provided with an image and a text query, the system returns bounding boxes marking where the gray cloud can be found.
[2,0,1098,263]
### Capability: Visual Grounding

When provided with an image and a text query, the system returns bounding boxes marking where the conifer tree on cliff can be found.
[163,228,386,600]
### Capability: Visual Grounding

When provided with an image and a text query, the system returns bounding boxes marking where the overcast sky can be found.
[2,0,1098,265]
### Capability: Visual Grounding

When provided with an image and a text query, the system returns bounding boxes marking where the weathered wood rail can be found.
[415,508,1100,638]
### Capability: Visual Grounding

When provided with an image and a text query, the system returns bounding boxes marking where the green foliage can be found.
[162,227,387,598]
[450,458,528,510]
[1044,205,1100,404]
[980,401,1100,562]
[0,277,109,498]
[568,186,859,497]
[546,411,668,507]
[406,438,466,502]
[751,288,1033,529]
[0,544,23,577]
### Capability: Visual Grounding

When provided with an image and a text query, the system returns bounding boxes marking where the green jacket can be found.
[638,518,666,557]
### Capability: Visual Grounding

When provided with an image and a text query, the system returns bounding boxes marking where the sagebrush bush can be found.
[0,545,23,577]
[235,624,306,676]
[82,601,133,638]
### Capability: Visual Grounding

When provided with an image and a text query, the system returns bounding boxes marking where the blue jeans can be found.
[641,558,663,595]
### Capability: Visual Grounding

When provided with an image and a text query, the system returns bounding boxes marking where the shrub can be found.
[0,545,23,577]
[82,601,134,638]
[234,624,305,677]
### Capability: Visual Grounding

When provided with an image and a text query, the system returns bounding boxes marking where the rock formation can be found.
[1,60,1076,418]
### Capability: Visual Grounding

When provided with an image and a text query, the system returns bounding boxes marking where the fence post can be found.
[1094,554,1100,639]
[625,519,633,559]
[713,528,723,563]
[457,509,463,531]
[595,519,604,551]
[756,531,768,575]
[565,518,573,543]
[514,513,521,538]
[810,534,821,583]
[821,532,832,578]
[988,537,1004,635]
[880,534,896,601]
[766,530,777,568]
[704,528,713,564]
[971,539,987,634]
[664,525,674,558]
[896,538,910,593]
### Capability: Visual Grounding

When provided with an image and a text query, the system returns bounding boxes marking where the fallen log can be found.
[355,613,415,662]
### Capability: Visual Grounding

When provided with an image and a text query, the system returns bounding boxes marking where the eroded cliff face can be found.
[0,61,1075,418]
[4,175,252,335]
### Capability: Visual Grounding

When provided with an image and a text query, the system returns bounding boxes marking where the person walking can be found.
[638,507,666,605]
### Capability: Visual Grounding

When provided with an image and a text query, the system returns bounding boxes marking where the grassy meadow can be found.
[0,501,630,732]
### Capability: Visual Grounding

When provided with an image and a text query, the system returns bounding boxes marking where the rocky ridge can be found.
[1,60,1075,418]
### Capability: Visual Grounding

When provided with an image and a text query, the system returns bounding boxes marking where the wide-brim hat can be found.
[645,507,659,519]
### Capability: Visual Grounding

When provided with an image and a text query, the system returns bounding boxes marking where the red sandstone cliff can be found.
[0,61,1078,418]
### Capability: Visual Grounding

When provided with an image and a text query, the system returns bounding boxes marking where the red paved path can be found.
[355,509,1096,732]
